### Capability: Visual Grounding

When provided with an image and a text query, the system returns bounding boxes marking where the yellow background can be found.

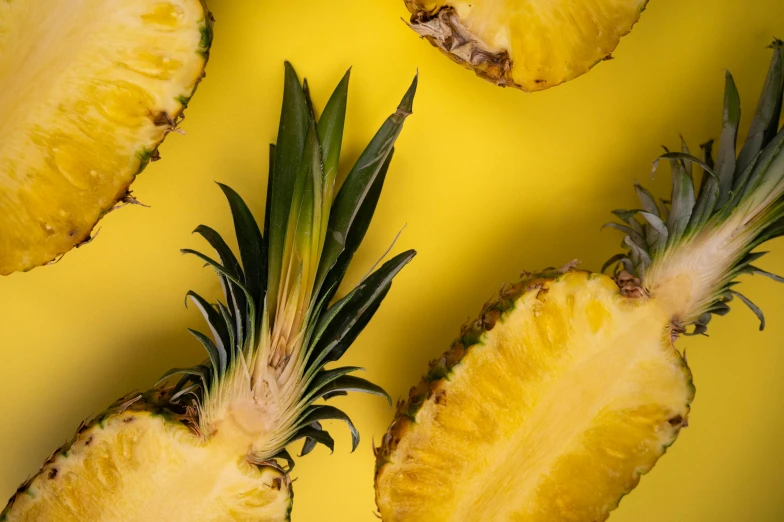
[2,0,784,520]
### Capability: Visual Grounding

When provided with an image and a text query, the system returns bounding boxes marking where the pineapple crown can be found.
[604,40,784,335]
[160,64,418,468]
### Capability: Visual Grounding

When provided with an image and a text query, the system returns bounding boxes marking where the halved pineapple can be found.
[0,0,212,274]
[404,0,648,91]
[3,65,418,521]
[3,391,292,521]
[376,41,784,520]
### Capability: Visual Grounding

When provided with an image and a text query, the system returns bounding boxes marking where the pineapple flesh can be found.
[376,41,784,521]
[404,0,648,91]
[3,66,418,521]
[0,0,212,275]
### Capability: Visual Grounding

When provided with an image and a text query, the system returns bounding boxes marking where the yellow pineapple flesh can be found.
[0,0,212,274]
[2,392,291,522]
[376,42,784,520]
[376,270,692,521]
[405,0,648,91]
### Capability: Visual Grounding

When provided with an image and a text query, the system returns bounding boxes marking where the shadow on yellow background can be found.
[2,0,784,520]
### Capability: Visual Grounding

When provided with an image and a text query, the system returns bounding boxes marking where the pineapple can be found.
[2,65,418,521]
[375,41,784,521]
[0,0,213,275]
[404,0,647,91]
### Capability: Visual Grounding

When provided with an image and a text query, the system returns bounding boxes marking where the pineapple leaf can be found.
[268,63,310,319]
[748,266,784,283]
[193,224,247,333]
[317,69,350,185]
[271,448,296,472]
[298,405,360,452]
[308,250,416,371]
[601,253,627,274]
[715,71,741,207]
[312,375,392,407]
[158,365,211,394]
[600,222,645,249]
[217,183,265,334]
[185,291,230,359]
[730,290,766,330]
[658,151,695,246]
[634,183,660,217]
[315,74,418,297]
[640,211,668,253]
[736,39,784,178]
[293,425,334,455]
[316,149,395,308]
[193,224,244,281]
[188,328,226,377]
[180,249,256,323]
[303,366,364,405]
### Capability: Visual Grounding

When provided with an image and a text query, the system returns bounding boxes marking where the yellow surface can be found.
[376,272,693,521]
[1,0,784,521]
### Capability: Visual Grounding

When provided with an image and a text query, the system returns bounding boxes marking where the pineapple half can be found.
[0,0,213,275]
[2,65,418,521]
[376,41,784,521]
[404,0,648,91]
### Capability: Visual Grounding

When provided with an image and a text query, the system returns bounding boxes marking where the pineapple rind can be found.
[1,388,292,522]
[375,269,694,521]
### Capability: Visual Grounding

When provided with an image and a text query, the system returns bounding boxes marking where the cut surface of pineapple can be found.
[2,409,290,522]
[376,271,692,521]
[405,0,648,91]
[0,0,212,274]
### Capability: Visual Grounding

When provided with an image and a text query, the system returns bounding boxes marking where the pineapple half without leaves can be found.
[376,41,784,521]
[404,0,647,92]
[2,65,418,522]
[0,0,213,274]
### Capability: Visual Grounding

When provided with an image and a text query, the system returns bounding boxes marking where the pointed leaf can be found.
[635,184,660,216]
[601,253,626,274]
[715,71,741,206]
[313,375,392,407]
[737,41,784,177]
[318,69,350,183]
[601,222,646,250]
[268,63,309,318]
[748,266,784,283]
[188,328,225,377]
[316,149,394,307]
[640,211,668,253]
[315,75,417,294]
[730,290,766,330]
[658,153,695,245]
[299,405,360,452]
[303,366,363,405]
[270,448,295,472]
[185,291,230,362]
[217,184,265,330]
[309,250,415,369]
[292,425,334,455]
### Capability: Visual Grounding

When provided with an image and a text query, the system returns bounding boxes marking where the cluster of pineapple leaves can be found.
[604,40,784,334]
[161,63,418,465]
